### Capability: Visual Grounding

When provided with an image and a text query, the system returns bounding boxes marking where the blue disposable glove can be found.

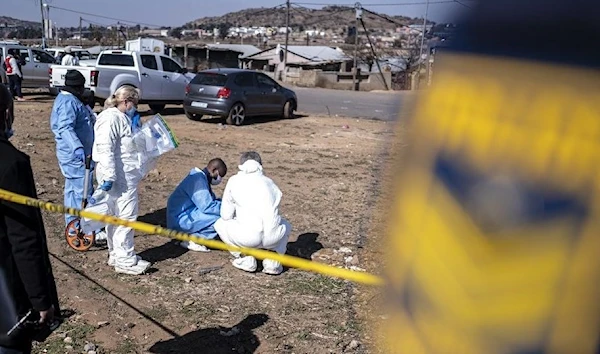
[100,180,113,191]
[74,148,85,163]
[131,112,141,133]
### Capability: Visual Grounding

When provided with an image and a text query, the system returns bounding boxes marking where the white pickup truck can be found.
[50,50,194,112]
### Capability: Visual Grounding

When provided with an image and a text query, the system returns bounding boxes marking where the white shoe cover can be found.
[179,240,210,252]
[262,259,283,275]
[114,258,151,275]
[232,256,257,272]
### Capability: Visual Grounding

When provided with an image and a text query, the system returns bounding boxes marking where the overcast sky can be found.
[4,0,469,28]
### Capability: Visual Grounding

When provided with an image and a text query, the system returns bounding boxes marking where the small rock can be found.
[344,256,354,264]
[342,125,350,129]
[63,336,73,344]
[184,277,192,283]
[125,322,135,329]
[84,343,96,351]
[338,247,353,254]
[148,169,160,177]
[97,320,109,328]
[183,299,195,307]
[88,351,97,354]
[26,143,34,147]
[64,345,73,350]
[37,188,47,196]
[346,340,360,351]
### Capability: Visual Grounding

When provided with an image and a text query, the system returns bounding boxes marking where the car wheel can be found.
[226,103,245,126]
[185,110,203,121]
[149,104,166,114]
[283,100,295,119]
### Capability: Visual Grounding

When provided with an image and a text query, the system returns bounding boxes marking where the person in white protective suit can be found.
[214,151,292,275]
[61,46,79,66]
[92,85,150,275]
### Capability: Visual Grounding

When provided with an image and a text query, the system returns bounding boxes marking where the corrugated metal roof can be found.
[242,45,350,63]
[206,44,261,58]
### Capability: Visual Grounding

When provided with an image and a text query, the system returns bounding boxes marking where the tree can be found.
[169,27,183,39]
[218,23,230,39]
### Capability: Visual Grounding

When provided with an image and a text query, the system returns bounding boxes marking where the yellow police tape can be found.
[0,188,384,286]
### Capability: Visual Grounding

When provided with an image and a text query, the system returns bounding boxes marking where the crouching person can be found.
[167,158,227,252]
[214,151,291,275]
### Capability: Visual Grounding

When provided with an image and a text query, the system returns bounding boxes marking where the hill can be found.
[0,16,40,28]
[186,5,425,32]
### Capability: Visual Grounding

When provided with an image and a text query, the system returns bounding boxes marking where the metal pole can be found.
[352,2,361,91]
[40,1,46,48]
[283,0,291,82]
[359,18,389,91]
[418,0,430,88]
[79,17,83,47]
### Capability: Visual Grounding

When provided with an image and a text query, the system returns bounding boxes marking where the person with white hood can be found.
[92,85,149,275]
[61,47,79,66]
[214,151,291,275]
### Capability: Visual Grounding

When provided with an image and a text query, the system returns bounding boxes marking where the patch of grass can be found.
[89,284,105,295]
[145,304,169,321]
[130,285,151,296]
[115,338,140,354]
[34,321,97,353]
[157,276,184,287]
[285,274,346,296]
[180,304,216,318]
[296,331,311,341]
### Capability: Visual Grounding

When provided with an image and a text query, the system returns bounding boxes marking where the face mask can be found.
[126,106,137,118]
[211,174,222,186]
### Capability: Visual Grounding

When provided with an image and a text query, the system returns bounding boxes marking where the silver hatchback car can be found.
[183,69,297,125]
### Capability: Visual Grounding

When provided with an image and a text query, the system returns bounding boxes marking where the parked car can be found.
[0,42,56,89]
[183,69,297,125]
[50,50,194,112]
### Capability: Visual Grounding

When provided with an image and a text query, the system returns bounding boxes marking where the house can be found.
[172,43,261,70]
[139,29,169,37]
[240,45,351,73]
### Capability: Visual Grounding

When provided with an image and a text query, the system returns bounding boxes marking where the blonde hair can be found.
[104,85,140,110]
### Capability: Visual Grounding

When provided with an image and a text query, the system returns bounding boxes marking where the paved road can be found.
[293,87,410,121]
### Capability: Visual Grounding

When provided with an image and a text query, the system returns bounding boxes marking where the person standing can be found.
[60,47,79,66]
[93,85,151,275]
[0,84,60,354]
[3,50,24,102]
[49,70,97,237]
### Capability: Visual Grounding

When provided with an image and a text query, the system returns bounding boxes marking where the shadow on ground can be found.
[190,113,308,126]
[138,239,188,263]
[148,313,268,354]
[287,232,323,260]
[138,207,167,227]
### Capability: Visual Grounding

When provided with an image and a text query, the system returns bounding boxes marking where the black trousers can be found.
[7,75,22,99]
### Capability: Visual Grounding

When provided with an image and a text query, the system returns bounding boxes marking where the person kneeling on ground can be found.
[214,151,291,275]
[167,158,227,252]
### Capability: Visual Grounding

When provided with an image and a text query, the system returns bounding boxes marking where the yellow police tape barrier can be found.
[0,188,384,286]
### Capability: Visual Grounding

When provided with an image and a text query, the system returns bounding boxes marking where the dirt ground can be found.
[10,91,400,354]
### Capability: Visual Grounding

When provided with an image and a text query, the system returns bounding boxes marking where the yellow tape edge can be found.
[0,189,384,286]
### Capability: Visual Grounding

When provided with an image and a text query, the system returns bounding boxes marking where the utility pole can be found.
[352,3,362,91]
[79,17,83,47]
[283,0,290,82]
[359,16,389,91]
[417,0,430,89]
[39,0,46,48]
[306,32,309,46]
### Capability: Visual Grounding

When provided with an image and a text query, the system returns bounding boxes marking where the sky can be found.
[4,0,469,28]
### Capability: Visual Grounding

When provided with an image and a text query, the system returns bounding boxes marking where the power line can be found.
[361,7,425,32]
[453,0,473,8]
[46,4,166,28]
[294,1,459,6]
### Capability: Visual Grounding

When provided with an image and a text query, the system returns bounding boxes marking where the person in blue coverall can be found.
[167,158,228,252]
[49,70,96,235]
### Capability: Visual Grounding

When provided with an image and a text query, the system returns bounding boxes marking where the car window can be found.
[141,55,158,70]
[18,49,30,62]
[98,54,134,66]
[191,73,228,86]
[75,51,92,60]
[160,56,181,73]
[256,74,277,88]
[234,73,255,87]
[32,49,55,64]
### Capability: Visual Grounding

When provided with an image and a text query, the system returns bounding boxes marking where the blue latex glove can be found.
[100,180,113,191]
[131,112,141,133]
[74,148,85,163]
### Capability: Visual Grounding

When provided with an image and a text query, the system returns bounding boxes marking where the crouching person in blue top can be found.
[167,158,228,252]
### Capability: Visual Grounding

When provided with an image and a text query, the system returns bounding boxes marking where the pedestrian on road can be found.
[3,50,24,101]
[0,83,61,354]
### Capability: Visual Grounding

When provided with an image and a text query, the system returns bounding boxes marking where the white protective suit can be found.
[92,107,145,269]
[214,159,291,273]
[61,54,79,66]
